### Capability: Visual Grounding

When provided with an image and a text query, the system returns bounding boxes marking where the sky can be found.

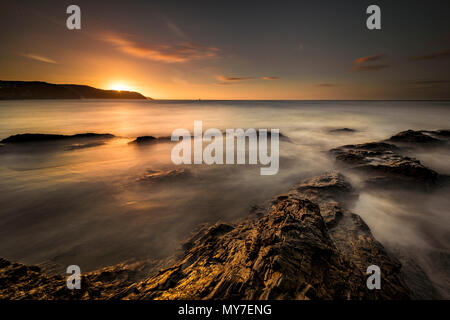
[0,0,450,99]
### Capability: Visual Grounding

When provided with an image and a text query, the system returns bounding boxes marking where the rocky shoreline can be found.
[0,129,448,300]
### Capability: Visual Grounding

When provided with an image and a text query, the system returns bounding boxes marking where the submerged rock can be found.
[1,133,114,144]
[131,136,157,143]
[256,130,291,141]
[434,129,450,138]
[0,257,164,300]
[129,131,291,144]
[129,136,172,144]
[329,128,357,134]
[65,142,106,150]
[136,169,191,183]
[387,129,449,147]
[388,130,442,145]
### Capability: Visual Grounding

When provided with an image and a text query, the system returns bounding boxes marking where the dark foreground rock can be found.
[330,142,439,188]
[118,172,410,300]
[1,133,115,144]
[0,257,164,299]
[0,172,412,300]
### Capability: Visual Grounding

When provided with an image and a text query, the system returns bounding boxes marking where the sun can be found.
[110,83,131,92]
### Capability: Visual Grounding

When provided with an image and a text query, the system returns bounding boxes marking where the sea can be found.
[0,99,449,296]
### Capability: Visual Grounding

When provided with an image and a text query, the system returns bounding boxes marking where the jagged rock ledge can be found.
[0,172,412,300]
[330,129,449,189]
[117,172,410,300]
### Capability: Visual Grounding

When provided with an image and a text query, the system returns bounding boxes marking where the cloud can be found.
[162,16,187,39]
[102,34,220,63]
[215,75,279,85]
[410,49,450,61]
[262,76,279,80]
[409,80,450,85]
[352,64,390,71]
[216,75,254,82]
[353,54,385,64]
[351,64,390,72]
[215,82,236,86]
[408,80,450,89]
[351,53,389,72]
[430,34,450,46]
[315,83,337,87]
[22,53,57,64]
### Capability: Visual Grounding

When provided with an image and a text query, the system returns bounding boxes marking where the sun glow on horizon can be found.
[110,83,132,92]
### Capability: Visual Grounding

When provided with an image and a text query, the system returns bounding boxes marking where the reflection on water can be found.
[0,100,449,291]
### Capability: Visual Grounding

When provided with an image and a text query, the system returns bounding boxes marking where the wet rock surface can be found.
[117,172,411,300]
[0,257,165,300]
[0,172,412,300]
[330,141,440,188]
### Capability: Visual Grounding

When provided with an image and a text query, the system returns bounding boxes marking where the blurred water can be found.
[0,100,448,282]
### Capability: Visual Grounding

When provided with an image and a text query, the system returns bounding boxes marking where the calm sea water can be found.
[0,100,449,295]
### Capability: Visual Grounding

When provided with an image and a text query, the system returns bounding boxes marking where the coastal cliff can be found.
[0,81,148,100]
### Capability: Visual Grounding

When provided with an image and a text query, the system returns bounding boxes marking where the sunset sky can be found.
[1,0,450,99]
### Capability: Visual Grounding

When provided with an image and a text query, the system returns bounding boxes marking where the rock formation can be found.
[0,172,412,300]
[117,172,410,300]
[329,128,357,134]
[0,257,164,299]
[387,129,450,147]
[330,142,439,188]
[129,136,172,144]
